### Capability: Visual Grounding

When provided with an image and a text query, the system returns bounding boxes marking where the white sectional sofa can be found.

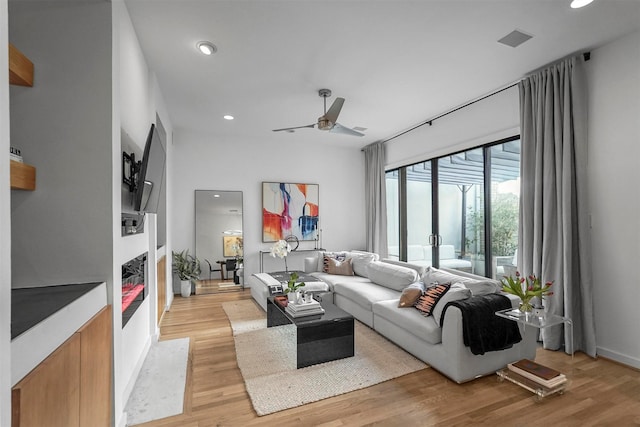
[250,250,536,383]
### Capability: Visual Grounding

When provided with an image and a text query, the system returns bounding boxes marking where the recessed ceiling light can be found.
[213,194,221,198]
[223,115,234,120]
[570,0,595,8]
[196,41,217,55]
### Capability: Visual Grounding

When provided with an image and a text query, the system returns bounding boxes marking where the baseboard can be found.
[597,346,640,370]
[116,412,127,427]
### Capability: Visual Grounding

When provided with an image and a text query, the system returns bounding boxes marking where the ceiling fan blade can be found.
[330,122,365,137]
[324,97,345,124]
[272,124,316,132]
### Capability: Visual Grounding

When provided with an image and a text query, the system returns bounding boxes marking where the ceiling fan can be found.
[272,89,365,137]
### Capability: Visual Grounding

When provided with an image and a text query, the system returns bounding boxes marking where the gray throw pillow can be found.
[367,261,419,291]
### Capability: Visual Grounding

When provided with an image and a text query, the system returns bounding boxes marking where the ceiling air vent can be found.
[498,29,533,48]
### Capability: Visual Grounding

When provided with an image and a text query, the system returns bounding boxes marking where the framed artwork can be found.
[223,235,243,257]
[262,182,319,242]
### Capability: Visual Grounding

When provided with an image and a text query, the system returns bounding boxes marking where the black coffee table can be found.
[267,297,354,368]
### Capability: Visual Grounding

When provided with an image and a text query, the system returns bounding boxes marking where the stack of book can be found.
[507,359,567,388]
[285,300,325,317]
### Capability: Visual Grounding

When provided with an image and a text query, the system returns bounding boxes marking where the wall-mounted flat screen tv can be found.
[133,123,166,213]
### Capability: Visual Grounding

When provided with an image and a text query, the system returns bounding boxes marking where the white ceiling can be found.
[125,0,640,149]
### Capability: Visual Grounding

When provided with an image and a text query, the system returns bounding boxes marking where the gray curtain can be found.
[518,56,596,357]
[364,141,388,256]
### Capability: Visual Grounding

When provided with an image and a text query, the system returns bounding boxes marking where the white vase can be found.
[287,291,299,304]
[180,280,192,297]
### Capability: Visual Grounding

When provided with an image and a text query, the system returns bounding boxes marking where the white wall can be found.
[171,130,365,280]
[587,30,640,369]
[1,0,12,424]
[114,2,173,426]
[9,1,113,288]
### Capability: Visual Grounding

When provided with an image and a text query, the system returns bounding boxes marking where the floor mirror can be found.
[195,190,243,294]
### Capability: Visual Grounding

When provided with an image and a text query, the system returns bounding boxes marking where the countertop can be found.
[11,282,103,340]
[11,282,107,386]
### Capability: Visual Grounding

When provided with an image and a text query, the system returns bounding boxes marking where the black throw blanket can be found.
[442,294,522,355]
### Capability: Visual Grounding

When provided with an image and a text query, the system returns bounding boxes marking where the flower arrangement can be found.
[501,271,554,312]
[269,239,291,272]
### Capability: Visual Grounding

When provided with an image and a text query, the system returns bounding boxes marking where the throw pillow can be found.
[431,282,472,326]
[324,256,354,276]
[319,251,348,272]
[366,261,420,291]
[414,283,451,317]
[346,252,377,277]
[398,281,425,308]
[422,266,500,296]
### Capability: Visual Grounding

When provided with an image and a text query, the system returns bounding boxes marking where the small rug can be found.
[125,337,190,425]
[222,300,427,416]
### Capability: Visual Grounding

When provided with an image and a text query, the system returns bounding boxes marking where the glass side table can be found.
[495,308,573,401]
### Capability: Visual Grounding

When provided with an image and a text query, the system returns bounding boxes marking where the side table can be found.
[495,308,573,401]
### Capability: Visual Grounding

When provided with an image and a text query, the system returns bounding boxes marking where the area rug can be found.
[222,300,428,416]
[125,337,190,425]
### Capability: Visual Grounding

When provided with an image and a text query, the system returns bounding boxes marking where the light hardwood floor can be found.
[141,290,640,427]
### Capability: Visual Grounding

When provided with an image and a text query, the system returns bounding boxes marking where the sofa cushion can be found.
[333,281,400,311]
[373,299,442,345]
[310,272,369,288]
[398,281,425,308]
[381,258,427,278]
[346,252,377,277]
[366,261,420,291]
[432,282,472,326]
[349,250,380,262]
[414,284,450,317]
[324,256,354,276]
[422,266,500,296]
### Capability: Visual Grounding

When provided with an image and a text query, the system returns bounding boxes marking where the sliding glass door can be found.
[406,162,433,266]
[438,148,484,275]
[386,137,521,278]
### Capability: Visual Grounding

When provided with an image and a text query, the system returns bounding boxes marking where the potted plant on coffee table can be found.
[172,250,201,297]
[285,271,305,304]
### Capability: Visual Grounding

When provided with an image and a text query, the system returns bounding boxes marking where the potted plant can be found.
[172,250,201,297]
[285,271,305,304]
[501,271,554,313]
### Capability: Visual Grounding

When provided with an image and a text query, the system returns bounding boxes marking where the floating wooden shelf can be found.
[10,160,36,191]
[9,43,34,87]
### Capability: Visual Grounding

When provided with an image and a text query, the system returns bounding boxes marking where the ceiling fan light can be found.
[196,41,217,55]
[570,0,595,8]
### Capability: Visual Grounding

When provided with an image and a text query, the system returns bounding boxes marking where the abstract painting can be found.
[262,182,319,242]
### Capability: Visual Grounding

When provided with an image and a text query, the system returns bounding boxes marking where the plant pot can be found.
[287,291,299,304]
[180,280,192,297]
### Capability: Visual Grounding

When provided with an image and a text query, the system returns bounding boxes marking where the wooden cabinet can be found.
[10,160,36,191]
[11,306,112,427]
[157,256,166,325]
[11,334,81,427]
